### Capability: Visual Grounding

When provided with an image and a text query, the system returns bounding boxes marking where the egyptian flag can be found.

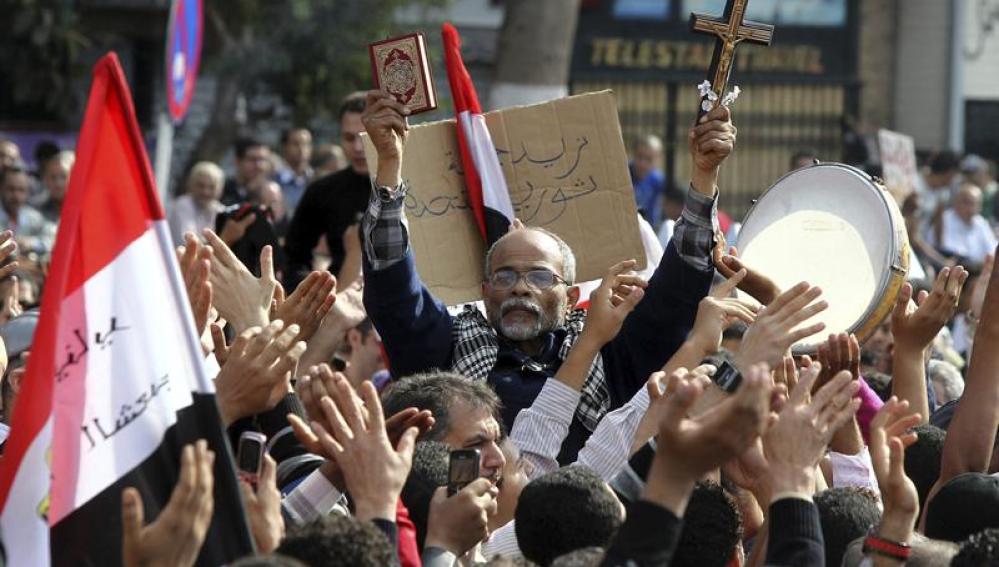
[442,22,515,246]
[0,53,253,565]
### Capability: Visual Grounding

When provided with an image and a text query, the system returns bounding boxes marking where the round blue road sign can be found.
[166,0,203,122]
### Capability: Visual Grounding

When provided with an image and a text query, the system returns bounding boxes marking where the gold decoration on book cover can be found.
[372,42,427,109]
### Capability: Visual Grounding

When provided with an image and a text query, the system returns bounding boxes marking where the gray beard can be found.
[491,297,565,342]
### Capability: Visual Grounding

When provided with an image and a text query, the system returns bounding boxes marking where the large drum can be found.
[734,163,910,354]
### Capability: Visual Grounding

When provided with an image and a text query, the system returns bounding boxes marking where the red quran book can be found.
[369,32,438,115]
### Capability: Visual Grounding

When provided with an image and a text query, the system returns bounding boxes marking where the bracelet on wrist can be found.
[863,532,911,561]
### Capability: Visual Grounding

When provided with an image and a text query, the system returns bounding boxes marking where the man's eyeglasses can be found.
[488,268,568,291]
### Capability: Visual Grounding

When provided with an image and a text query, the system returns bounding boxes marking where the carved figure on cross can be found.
[690,0,774,117]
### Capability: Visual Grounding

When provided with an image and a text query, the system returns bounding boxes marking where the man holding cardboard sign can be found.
[361,89,736,462]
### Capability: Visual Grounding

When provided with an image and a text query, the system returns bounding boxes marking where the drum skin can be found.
[734,163,910,354]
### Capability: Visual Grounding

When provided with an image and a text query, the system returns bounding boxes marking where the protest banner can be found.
[364,90,645,305]
[878,129,919,204]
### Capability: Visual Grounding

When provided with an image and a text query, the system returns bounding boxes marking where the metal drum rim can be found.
[734,162,903,354]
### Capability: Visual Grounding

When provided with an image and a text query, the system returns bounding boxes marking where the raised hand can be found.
[0,275,21,325]
[815,333,861,388]
[868,398,921,547]
[214,320,305,425]
[299,282,367,370]
[0,230,19,282]
[289,366,434,456]
[424,480,499,555]
[687,268,758,355]
[713,245,781,307]
[891,266,968,352]
[177,233,214,340]
[307,378,419,521]
[733,282,828,370]
[203,229,277,332]
[362,90,410,159]
[121,441,215,567]
[689,104,736,177]
[274,271,336,343]
[239,454,284,554]
[579,259,647,347]
[645,362,774,516]
[763,363,860,497]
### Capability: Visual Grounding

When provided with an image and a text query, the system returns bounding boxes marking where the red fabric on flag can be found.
[0,54,253,566]
[442,22,487,241]
[0,54,160,511]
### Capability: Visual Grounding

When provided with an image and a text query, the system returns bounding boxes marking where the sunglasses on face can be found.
[488,268,568,291]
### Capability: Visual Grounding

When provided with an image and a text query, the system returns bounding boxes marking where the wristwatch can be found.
[712,360,743,393]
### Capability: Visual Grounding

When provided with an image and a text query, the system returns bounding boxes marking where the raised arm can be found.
[935,248,999,489]
[601,105,736,401]
[890,267,967,424]
[360,90,453,377]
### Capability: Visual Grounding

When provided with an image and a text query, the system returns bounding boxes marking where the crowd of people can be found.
[1,85,999,567]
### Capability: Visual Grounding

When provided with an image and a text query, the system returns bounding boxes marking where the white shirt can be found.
[168,194,222,246]
[510,378,651,482]
[925,208,997,264]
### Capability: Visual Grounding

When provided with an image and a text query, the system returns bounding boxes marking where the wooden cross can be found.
[690,0,774,117]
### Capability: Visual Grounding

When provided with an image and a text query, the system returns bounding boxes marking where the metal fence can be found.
[572,80,847,219]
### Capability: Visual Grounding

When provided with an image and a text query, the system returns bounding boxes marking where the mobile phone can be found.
[236,431,267,488]
[447,448,480,496]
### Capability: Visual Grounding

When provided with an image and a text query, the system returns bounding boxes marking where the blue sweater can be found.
[363,240,712,461]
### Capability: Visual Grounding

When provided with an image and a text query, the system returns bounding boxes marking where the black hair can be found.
[904,423,946,513]
[672,481,743,567]
[515,467,623,566]
[929,150,960,175]
[814,487,882,567]
[234,137,267,160]
[952,527,999,567]
[663,182,687,205]
[33,141,60,168]
[338,91,367,122]
[722,321,747,341]
[401,440,450,551]
[381,371,501,442]
[864,371,893,403]
[276,515,393,567]
[790,148,819,169]
[279,128,310,146]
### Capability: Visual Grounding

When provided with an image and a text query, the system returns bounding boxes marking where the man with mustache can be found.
[361,90,736,462]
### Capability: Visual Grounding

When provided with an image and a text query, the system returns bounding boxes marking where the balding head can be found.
[480,226,579,348]
[485,227,576,284]
[953,183,983,223]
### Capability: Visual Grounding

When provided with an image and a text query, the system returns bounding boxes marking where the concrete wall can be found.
[894,0,954,149]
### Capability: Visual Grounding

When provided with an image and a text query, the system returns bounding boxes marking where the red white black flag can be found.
[0,53,253,565]
[442,22,515,246]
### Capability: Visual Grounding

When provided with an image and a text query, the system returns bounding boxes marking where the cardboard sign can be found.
[363,90,646,306]
[878,129,919,204]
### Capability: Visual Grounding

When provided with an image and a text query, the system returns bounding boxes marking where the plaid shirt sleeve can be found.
[363,181,411,271]
[671,185,719,272]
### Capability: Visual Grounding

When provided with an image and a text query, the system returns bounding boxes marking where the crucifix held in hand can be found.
[690,0,774,118]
